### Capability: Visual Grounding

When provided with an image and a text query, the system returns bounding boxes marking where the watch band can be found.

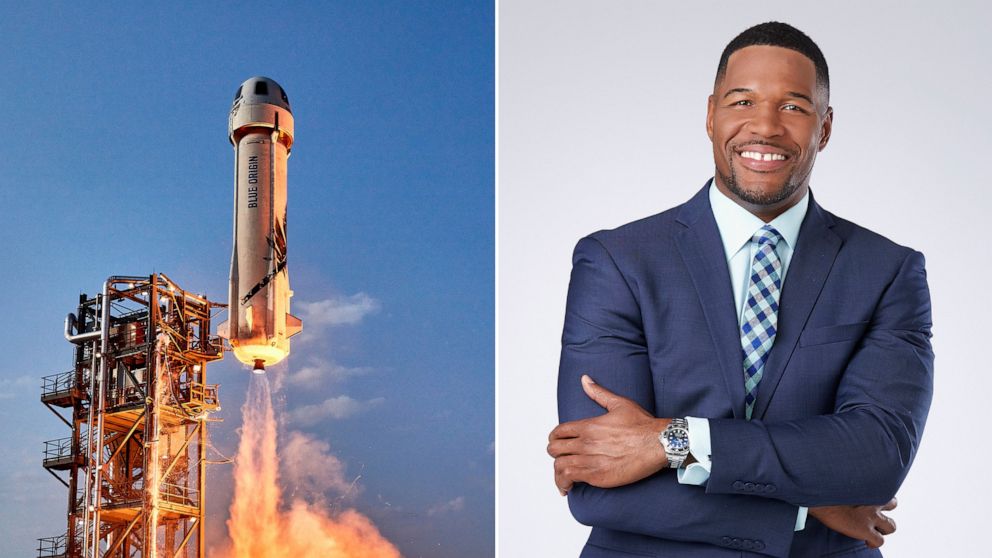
[659,417,690,469]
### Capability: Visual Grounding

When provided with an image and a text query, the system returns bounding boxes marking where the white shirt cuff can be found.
[795,506,808,531]
[676,417,712,486]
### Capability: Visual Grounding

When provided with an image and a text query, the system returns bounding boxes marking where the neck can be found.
[713,177,808,223]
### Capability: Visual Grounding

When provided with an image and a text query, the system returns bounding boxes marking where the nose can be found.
[747,103,785,138]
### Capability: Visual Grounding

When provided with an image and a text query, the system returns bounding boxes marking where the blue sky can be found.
[0,2,493,556]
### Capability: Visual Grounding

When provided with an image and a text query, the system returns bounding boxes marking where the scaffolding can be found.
[39,274,224,558]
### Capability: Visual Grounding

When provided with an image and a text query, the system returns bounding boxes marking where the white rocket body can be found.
[218,77,302,372]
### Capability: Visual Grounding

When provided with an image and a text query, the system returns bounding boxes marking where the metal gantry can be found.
[39,274,224,558]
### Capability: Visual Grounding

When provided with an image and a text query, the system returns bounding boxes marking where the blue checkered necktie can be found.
[741,225,784,420]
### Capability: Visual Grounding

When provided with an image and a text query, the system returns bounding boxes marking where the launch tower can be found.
[38,274,224,558]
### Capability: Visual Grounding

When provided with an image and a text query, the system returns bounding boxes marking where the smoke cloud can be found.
[280,430,358,503]
[218,376,400,558]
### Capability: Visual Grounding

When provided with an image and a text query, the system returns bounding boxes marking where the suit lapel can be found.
[674,184,843,420]
[752,195,842,419]
[675,183,747,419]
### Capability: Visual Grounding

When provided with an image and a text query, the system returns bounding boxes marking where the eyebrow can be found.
[786,91,815,105]
[722,88,815,106]
[722,88,752,99]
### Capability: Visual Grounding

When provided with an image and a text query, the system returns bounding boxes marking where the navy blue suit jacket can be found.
[557,183,934,557]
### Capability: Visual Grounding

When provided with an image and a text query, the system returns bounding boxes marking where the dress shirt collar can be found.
[708,178,810,262]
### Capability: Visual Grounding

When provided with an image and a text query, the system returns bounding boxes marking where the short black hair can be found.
[715,22,829,100]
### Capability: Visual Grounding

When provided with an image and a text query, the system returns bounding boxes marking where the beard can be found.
[718,146,810,206]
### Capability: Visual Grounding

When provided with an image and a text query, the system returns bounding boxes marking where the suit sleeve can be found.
[559,236,800,557]
[706,249,934,507]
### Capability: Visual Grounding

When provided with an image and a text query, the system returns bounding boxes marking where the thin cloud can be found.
[288,395,385,425]
[0,375,34,400]
[427,496,465,516]
[296,293,381,328]
[285,358,375,388]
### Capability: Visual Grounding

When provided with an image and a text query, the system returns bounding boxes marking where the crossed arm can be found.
[548,237,933,553]
[550,375,899,549]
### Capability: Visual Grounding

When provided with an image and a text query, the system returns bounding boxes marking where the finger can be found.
[555,454,589,475]
[547,437,584,458]
[554,455,588,493]
[864,528,884,549]
[555,470,572,495]
[554,459,572,494]
[555,471,572,496]
[882,497,897,511]
[549,421,583,441]
[875,512,896,536]
[581,374,624,411]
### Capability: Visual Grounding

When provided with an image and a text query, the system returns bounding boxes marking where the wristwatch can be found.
[659,417,690,469]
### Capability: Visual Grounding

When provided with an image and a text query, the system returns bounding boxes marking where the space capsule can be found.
[218,76,302,373]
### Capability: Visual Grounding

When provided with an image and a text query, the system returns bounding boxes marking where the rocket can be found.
[218,76,302,373]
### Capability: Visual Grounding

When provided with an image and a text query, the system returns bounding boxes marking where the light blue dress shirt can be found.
[676,180,810,531]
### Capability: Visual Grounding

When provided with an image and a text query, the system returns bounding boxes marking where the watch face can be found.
[666,429,689,453]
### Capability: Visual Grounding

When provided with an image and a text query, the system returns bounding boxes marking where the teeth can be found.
[740,151,786,161]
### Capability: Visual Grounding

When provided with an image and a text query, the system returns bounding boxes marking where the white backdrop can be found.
[497,1,991,556]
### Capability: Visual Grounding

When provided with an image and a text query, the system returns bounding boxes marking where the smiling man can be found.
[547,22,933,557]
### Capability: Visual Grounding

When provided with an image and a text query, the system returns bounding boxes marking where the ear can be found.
[818,106,833,152]
[706,94,715,141]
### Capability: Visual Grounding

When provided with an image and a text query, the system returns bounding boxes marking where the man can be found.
[547,22,933,557]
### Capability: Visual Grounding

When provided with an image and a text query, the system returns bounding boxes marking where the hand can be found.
[548,375,669,495]
[809,498,898,549]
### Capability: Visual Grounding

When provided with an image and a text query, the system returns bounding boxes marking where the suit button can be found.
[733,480,745,490]
[744,482,755,491]
[754,541,765,551]
[721,536,732,546]
[731,538,741,548]
[765,484,777,493]
[742,540,754,550]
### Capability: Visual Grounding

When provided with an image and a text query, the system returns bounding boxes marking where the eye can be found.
[783,104,807,113]
[731,99,752,107]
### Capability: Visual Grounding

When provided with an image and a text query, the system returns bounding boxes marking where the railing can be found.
[188,333,223,358]
[203,383,219,407]
[36,533,66,557]
[43,438,73,462]
[160,481,198,507]
[40,370,77,398]
[187,382,219,407]
[42,437,84,466]
[171,379,219,415]
[37,529,82,558]
[204,334,224,355]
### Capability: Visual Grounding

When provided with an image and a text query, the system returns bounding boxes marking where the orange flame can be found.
[218,376,401,557]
